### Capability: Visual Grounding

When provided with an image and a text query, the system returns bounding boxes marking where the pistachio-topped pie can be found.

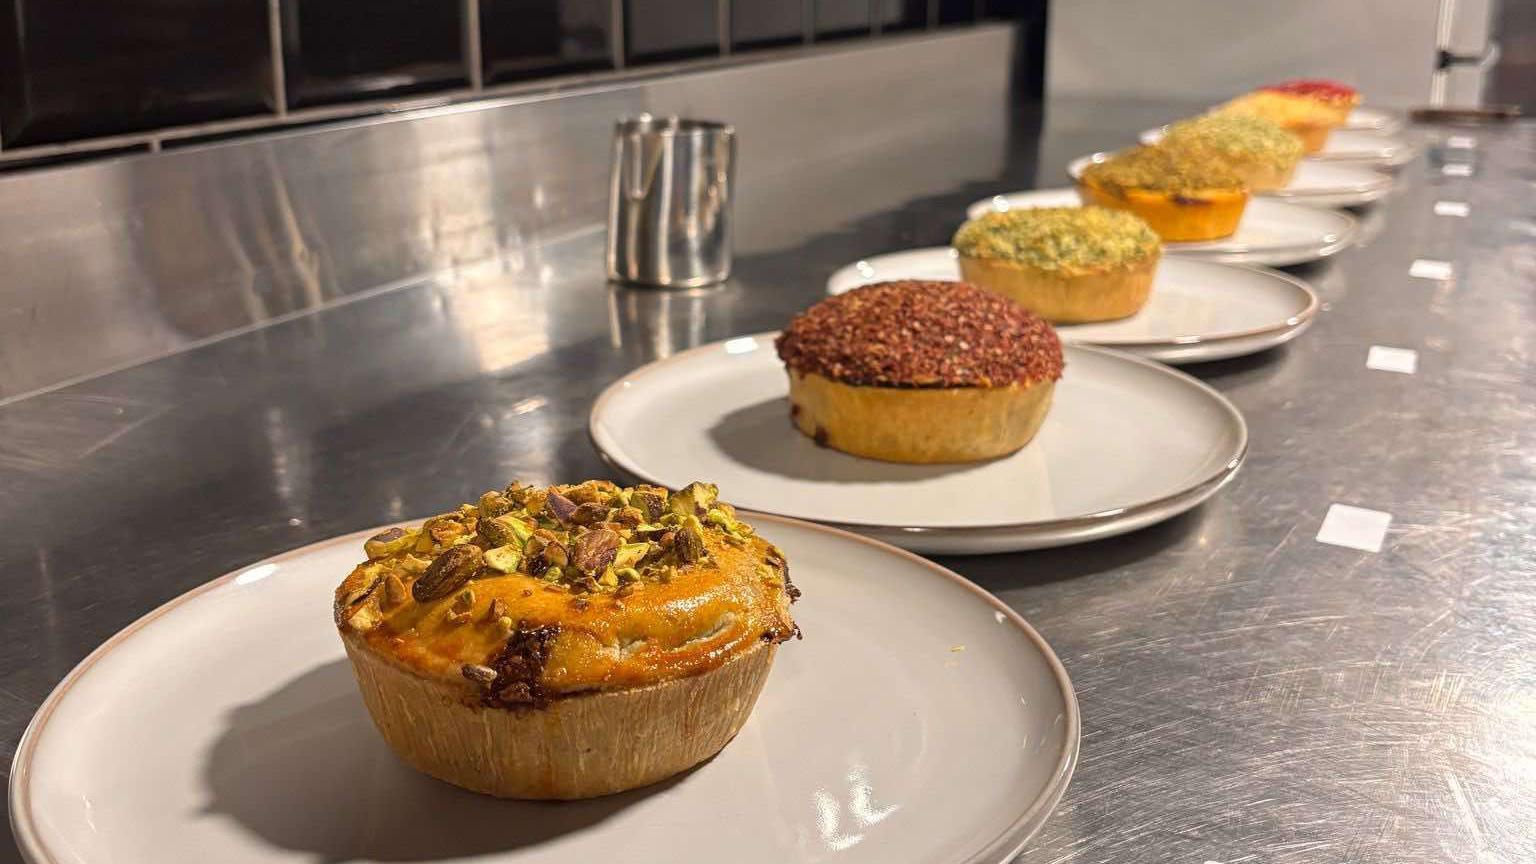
[1078,145,1250,241]
[953,206,1162,322]
[776,280,1063,463]
[335,479,798,799]
[1161,113,1304,192]
[1214,90,1341,154]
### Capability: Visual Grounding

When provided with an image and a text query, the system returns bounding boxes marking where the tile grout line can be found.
[611,0,627,70]
[268,0,289,115]
[0,21,995,165]
[464,0,485,90]
[718,0,731,55]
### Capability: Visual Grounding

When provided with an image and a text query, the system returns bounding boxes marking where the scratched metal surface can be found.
[2,66,1536,864]
[0,25,1016,401]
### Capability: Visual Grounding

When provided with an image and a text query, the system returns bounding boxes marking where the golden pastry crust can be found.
[788,370,1055,463]
[1079,146,1249,242]
[334,480,798,704]
[957,251,1158,323]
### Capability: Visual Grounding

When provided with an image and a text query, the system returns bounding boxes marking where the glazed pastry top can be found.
[335,480,798,706]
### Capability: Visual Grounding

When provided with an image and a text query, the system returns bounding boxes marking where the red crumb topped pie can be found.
[775,279,1063,388]
[775,280,1063,464]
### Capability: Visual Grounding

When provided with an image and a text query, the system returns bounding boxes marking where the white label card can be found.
[1434,201,1470,217]
[1316,504,1393,553]
[1441,163,1473,177]
[1446,135,1477,149]
[1410,259,1454,280]
[1367,345,1418,374]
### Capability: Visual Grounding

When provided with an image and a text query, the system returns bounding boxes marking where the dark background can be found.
[0,0,1047,157]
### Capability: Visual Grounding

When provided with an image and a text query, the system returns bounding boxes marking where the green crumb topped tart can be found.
[1081,145,1247,195]
[953,207,1160,273]
[1163,113,1304,168]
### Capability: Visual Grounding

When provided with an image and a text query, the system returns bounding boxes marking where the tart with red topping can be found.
[1261,79,1360,125]
[336,479,798,799]
[775,280,1063,463]
[1214,90,1341,154]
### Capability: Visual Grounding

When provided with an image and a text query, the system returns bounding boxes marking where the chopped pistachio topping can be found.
[483,545,523,573]
[1162,113,1303,170]
[364,527,416,560]
[364,480,754,598]
[1081,145,1246,194]
[953,207,1160,271]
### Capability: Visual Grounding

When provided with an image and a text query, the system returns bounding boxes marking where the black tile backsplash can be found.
[877,0,930,32]
[732,0,804,50]
[0,0,273,147]
[281,0,467,108]
[938,0,980,25]
[625,0,720,64]
[483,0,615,83]
[816,0,870,40]
[0,0,1046,159]
[984,0,1042,18]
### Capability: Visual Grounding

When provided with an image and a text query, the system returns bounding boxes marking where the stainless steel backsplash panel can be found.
[0,25,1014,400]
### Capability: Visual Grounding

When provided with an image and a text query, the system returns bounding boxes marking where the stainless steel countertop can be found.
[3,91,1534,862]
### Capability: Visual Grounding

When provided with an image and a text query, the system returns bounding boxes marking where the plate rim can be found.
[8,518,1081,864]
[1139,125,1414,163]
[962,187,1360,259]
[589,336,1250,536]
[1163,197,1360,256]
[826,249,1320,350]
[1065,151,1391,199]
[1344,107,1403,133]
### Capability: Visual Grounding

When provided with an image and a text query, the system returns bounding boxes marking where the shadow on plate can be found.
[708,397,978,482]
[201,660,680,861]
[941,507,1204,591]
[1176,342,1291,385]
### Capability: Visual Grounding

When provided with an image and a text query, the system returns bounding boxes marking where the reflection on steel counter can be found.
[2,38,1535,864]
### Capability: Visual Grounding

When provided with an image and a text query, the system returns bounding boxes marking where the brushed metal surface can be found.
[2,34,1535,864]
[0,25,1013,400]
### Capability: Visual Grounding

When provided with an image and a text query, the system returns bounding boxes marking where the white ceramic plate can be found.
[1067,152,1392,209]
[10,518,1079,864]
[965,187,1358,268]
[1141,126,1416,167]
[590,336,1247,554]
[1346,106,1403,133]
[826,249,1318,364]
